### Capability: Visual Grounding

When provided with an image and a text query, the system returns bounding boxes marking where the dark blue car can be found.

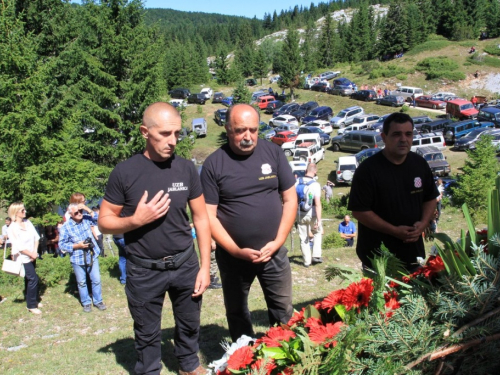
[221,97,233,107]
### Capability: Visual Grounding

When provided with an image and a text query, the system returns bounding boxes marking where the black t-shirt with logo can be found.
[348,151,439,268]
[201,141,295,250]
[103,154,202,258]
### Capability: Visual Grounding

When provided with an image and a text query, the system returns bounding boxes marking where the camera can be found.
[83,237,94,251]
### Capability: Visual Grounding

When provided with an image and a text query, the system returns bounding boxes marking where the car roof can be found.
[481,107,500,113]
[417,146,441,153]
[191,118,206,125]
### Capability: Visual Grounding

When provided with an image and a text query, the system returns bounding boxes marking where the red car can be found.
[414,95,446,109]
[271,131,297,146]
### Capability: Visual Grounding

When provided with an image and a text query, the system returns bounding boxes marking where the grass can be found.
[2,35,496,374]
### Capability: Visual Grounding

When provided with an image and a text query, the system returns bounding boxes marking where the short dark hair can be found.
[382,112,414,135]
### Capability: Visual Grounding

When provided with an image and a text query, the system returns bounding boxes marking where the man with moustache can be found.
[200,104,297,341]
[348,112,439,272]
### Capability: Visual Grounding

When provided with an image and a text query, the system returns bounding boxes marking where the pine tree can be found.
[484,0,500,38]
[214,45,230,85]
[253,48,268,85]
[377,1,409,58]
[279,29,302,100]
[318,12,335,68]
[301,22,318,73]
[349,1,374,62]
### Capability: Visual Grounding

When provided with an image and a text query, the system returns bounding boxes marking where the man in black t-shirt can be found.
[200,104,297,341]
[348,112,439,271]
[98,103,211,375]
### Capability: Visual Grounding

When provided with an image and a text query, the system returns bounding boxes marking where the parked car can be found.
[251,91,267,103]
[271,131,297,146]
[311,81,331,92]
[335,156,357,185]
[351,114,381,127]
[454,128,498,150]
[355,148,381,164]
[282,133,322,156]
[333,77,355,89]
[290,101,319,122]
[214,109,227,126]
[273,103,300,117]
[302,120,333,134]
[187,93,206,105]
[337,123,370,136]
[446,99,478,120]
[212,92,224,103]
[289,161,307,177]
[431,92,456,101]
[264,100,285,114]
[420,119,454,135]
[200,87,213,99]
[221,96,233,107]
[191,118,207,137]
[329,85,354,96]
[376,95,405,107]
[269,115,299,127]
[390,86,424,101]
[350,90,377,102]
[412,115,433,132]
[245,78,257,86]
[178,127,194,143]
[301,106,333,123]
[443,119,495,144]
[269,75,281,84]
[297,126,330,145]
[470,129,500,151]
[330,106,364,128]
[293,144,325,163]
[411,133,446,152]
[415,146,451,177]
[169,88,191,99]
[256,95,276,110]
[274,123,300,133]
[319,71,341,80]
[414,95,446,109]
[331,130,384,152]
[478,107,500,127]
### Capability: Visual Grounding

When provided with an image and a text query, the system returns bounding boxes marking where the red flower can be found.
[287,307,306,326]
[321,289,345,312]
[384,291,401,311]
[281,367,294,375]
[308,321,344,347]
[260,326,296,347]
[402,276,411,283]
[305,317,323,330]
[313,300,323,311]
[342,278,374,312]
[388,281,398,289]
[251,358,276,374]
[217,369,232,375]
[227,346,254,371]
[427,256,445,275]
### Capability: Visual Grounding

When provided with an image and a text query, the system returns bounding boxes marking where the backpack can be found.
[296,177,315,212]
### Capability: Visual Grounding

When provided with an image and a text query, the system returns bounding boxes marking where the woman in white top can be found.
[7,202,42,314]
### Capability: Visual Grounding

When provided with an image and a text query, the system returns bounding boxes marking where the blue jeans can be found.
[72,258,103,306]
[113,237,127,284]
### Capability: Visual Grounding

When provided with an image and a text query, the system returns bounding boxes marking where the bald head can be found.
[143,102,181,129]
[140,102,182,162]
[225,104,260,156]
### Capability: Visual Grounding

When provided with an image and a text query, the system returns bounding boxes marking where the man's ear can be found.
[140,125,148,140]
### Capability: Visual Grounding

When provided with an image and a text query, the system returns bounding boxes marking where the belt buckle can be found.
[160,255,175,269]
[161,256,173,262]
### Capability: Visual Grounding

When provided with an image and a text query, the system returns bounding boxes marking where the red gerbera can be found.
[281,366,294,375]
[308,321,344,347]
[287,307,306,326]
[313,300,323,311]
[342,278,374,312]
[304,317,323,329]
[251,358,277,374]
[388,281,398,289]
[384,290,401,311]
[217,369,232,375]
[226,345,254,370]
[260,326,296,347]
[426,256,445,275]
[321,289,345,312]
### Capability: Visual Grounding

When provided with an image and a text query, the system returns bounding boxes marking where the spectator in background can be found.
[45,225,59,257]
[8,202,42,314]
[471,96,478,109]
[112,233,126,285]
[322,181,334,204]
[2,217,12,258]
[338,215,356,247]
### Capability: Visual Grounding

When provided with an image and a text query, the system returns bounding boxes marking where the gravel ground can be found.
[470,72,500,94]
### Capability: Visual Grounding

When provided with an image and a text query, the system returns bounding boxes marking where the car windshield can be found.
[294,150,309,158]
[353,118,364,124]
[424,153,444,161]
[337,111,348,117]
[460,103,474,110]
[468,129,484,138]
[340,164,356,170]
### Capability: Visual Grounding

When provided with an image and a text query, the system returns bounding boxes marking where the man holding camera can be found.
[59,203,106,313]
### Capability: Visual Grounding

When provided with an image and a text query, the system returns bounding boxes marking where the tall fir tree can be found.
[318,12,335,68]
[279,29,302,100]
[253,48,268,85]
[377,1,409,58]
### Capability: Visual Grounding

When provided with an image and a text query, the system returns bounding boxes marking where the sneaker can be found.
[179,365,208,375]
[312,257,323,264]
[83,304,92,313]
[27,308,42,315]
[208,281,222,289]
[95,302,107,311]
[303,263,311,268]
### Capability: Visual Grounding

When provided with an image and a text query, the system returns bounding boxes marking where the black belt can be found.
[128,245,194,270]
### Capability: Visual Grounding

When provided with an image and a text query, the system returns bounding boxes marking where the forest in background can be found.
[1,0,500,220]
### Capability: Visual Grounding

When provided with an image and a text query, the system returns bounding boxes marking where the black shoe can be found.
[208,282,222,289]
[95,302,107,311]
[312,257,323,264]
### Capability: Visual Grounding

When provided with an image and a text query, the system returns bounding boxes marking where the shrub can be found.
[322,231,346,249]
[484,44,500,56]
[322,194,350,218]
[406,38,452,56]
[395,74,407,81]
[400,105,409,113]
[416,56,463,80]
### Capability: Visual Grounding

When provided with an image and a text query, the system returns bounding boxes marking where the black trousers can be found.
[23,261,39,309]
[216,246,293,342]
[125,251,202,375]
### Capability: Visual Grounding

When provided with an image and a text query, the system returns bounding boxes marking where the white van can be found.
[282,134,321,156]
[336,156,357,185]
[293,144,325,164]
[390,86,424,101]
[410,133,446,152]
